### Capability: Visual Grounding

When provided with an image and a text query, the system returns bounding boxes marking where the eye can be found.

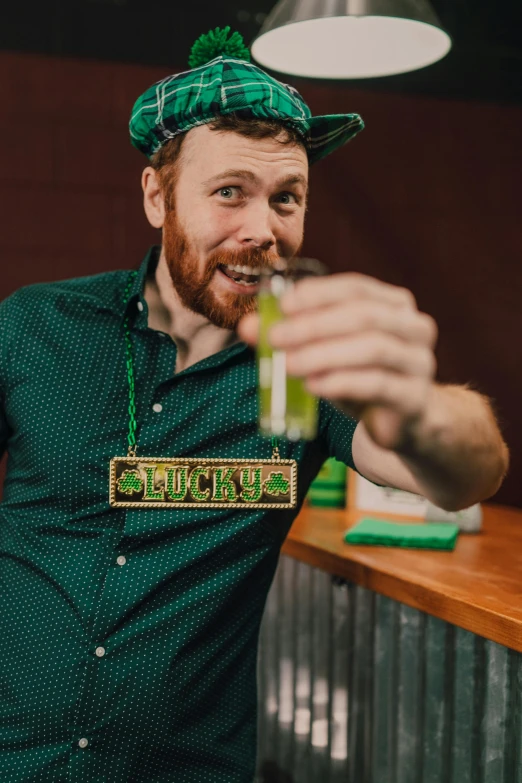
[217,186,241,199]
[277,192,298,206]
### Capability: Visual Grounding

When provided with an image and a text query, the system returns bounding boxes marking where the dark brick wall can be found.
[0,51,159,290]
[1,51,520,506]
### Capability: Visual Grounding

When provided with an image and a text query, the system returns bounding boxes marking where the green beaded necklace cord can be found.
[121,271,280,459]
[122,271,139,457]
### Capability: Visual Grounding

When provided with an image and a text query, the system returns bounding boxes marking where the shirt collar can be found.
[120,245,161,325]
[114,244,251,367]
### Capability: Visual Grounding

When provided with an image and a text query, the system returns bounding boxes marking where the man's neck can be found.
[143,249,239,373]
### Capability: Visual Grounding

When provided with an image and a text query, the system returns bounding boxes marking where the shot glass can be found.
[257,257,328,441]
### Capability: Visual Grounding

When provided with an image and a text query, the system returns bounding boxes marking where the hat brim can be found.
[304,113,365,165]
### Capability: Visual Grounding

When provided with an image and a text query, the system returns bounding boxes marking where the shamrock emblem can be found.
[117,469,144,496]
[264,471,290,497]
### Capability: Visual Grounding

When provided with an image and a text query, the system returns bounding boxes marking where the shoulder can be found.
[0,269,131,325]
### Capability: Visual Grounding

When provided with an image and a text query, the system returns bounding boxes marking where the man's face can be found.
[162,124,309,330]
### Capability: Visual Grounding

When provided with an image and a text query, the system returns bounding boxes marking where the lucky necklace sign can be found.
[109,271,298,509]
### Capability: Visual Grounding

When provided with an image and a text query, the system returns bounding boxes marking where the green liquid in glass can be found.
[257,289,318,441]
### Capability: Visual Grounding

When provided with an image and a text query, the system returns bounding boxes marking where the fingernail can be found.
[279,290,296,314]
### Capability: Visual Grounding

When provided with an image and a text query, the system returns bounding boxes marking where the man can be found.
[0,27,508,783]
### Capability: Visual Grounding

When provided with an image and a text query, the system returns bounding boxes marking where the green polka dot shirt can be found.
[0,246,358,782]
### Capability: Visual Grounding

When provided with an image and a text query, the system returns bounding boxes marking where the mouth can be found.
[216,263,262,293]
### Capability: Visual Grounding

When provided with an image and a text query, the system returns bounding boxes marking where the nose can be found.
[236,202,277,250]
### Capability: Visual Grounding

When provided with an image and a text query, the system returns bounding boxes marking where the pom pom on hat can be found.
[188,26,251,68]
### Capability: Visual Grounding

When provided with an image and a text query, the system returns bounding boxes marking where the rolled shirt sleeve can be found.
[318,398,358,469]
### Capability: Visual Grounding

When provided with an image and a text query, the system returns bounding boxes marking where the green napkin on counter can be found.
[344,518,459,551]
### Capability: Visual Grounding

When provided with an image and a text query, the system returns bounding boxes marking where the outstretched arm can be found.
[238,272,509,511]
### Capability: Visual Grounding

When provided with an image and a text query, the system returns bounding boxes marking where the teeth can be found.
[234,278,257,286]
[226,264,260,275]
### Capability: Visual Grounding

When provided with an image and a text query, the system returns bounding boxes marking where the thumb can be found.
[236,313,259,346]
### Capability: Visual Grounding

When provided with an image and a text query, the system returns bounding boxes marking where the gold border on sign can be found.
[109,456,298,509]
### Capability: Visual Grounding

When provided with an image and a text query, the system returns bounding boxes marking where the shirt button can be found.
[95,646,106,658]
[78,738,89,749]
[116,555,127,566]
[152,403,163,413]
[137,301,144,312]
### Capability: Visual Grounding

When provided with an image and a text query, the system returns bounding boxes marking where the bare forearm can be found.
[395,384,510,511]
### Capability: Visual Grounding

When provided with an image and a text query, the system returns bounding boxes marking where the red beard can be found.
[163,210,278,330]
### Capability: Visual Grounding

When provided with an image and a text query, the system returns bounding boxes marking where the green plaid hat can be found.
[129,27,364,165]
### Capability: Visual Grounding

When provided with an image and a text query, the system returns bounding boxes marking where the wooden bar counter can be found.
[257,503,522,781]
[282,502,522,653]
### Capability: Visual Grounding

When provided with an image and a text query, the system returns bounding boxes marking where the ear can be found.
[142,167,165,229]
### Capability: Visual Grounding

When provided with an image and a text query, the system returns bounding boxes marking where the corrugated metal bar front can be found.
[256,554,522,783]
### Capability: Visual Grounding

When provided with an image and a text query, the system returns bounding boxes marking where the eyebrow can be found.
[202,168,308,193]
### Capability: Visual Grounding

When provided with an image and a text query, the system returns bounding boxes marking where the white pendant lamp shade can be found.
[251,0,452,79]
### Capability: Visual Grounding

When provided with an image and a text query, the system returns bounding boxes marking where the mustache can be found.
[206,247,281,272]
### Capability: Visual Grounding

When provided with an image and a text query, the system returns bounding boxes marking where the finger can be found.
[270,302,438,350]
[281,273,417,315]
[237,313,259,345]
[306,369,430,416]
[286,333,437,380]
